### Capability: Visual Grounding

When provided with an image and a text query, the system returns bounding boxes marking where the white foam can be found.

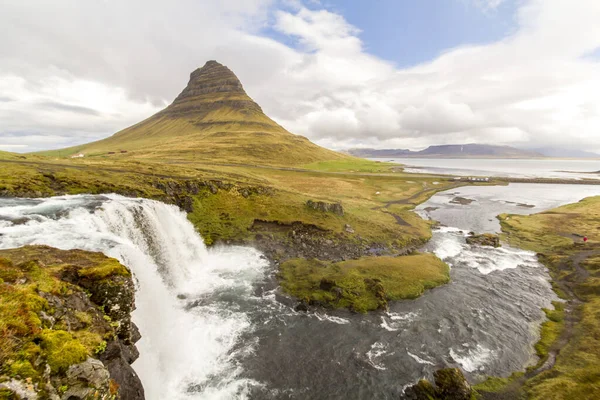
[453,245,539,275]
[380,311,418,331]
[0,195,269,399]
[407,351,435,366]
[432,234,463,260]
[313,313,351,325]
[449,345,495,373]
[366,342,388,371]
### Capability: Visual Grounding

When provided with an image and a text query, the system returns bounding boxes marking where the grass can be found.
[301,158,400,173]
[485,196,600,399]
[0,156,464,250]
[279,254,450,312]
[0,246,131,383]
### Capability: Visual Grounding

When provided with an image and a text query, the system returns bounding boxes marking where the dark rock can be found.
[450,196,475,205]
[100,341,144,400]
[319,278,336,291]
[295,301,309,312]
[177,196,194,213]
[405,368,472,400]
[433,368,472,399]
[306,200,344,216]
[466,233,501,248]
[405,379,437,400]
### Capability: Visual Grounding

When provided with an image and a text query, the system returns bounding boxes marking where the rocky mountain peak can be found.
[174,60,246,101]
[162,60,261,117]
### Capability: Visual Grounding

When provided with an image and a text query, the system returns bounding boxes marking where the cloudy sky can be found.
[1,0,599,153]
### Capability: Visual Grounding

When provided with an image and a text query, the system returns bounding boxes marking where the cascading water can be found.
[0,194,269,400]
[1,184,597,399]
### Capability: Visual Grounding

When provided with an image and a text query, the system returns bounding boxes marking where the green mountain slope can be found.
[41,61,347,166]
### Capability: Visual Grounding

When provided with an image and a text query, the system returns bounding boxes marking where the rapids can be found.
[0,184,597,398]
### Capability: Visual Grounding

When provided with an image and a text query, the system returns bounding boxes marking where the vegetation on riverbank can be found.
[279,254,450,312]
[475,196,600,399]
[0,245,141,399]
[0,156,461,253]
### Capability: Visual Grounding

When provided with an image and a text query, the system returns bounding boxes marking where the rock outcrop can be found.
[466,233,501,248]
[0,245,144,400]
[158,60,264,119]
[306,200,344,216]
[405,368,473,400]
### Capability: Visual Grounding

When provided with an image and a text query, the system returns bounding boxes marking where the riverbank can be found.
[475,196,600,399]
[0,156,470,313]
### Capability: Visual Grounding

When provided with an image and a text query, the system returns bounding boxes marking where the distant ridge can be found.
[41,61,346,166]
[528,147,600,159]
[349,144,543,159]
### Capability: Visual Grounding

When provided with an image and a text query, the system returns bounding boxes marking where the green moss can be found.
[75,311,93,326]
[535,303,565,360]
[279,254,450,312]
[9,360,37,378]
[40,330,88,373]
[72,330,104,355]
[77,259,130,280]
[474,372,524,394]
[94,341,107,355]
[0,246,131,383]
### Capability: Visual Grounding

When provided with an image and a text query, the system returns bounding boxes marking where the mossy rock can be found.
[406,368,472,400]
[466,233,501,248]
[0,245,139,399]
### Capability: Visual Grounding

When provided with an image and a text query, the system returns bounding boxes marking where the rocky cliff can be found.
[0,246,143,400]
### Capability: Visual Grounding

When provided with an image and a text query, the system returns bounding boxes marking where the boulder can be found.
[62,357,111,400]
[405,368,472,400]
[306,200,344,216]
[466,233,501,248]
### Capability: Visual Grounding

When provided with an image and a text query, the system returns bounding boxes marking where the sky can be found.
[1,0,599,153]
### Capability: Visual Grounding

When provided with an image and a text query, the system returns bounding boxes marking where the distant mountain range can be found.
[526,147,600,159]
[348,144,542,159]
[348,144,600,159]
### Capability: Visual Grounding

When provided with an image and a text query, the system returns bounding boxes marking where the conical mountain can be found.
[51,61,346,165]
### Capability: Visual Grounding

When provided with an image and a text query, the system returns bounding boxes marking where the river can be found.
[0,183,598,399]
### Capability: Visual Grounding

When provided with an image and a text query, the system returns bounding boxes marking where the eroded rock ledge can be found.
[0,245,144,400]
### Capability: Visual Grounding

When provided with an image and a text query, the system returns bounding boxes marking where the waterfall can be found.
[0,194,270,400]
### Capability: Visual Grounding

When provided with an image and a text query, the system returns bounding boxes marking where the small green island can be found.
[280,254,450,312]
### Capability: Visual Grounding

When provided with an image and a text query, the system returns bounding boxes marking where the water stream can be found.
[0,184,598,399]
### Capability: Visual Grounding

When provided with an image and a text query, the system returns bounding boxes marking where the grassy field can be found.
[475,196,600,399]
[0,156,462,247]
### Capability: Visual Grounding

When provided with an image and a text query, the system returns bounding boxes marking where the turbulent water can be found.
[0,195,270,399]
[0,185,598,399]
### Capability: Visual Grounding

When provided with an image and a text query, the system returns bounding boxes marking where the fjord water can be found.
[375,157,600,180]
[0,184,598,399]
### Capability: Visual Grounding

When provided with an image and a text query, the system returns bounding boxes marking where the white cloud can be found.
[0,0,599,153]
